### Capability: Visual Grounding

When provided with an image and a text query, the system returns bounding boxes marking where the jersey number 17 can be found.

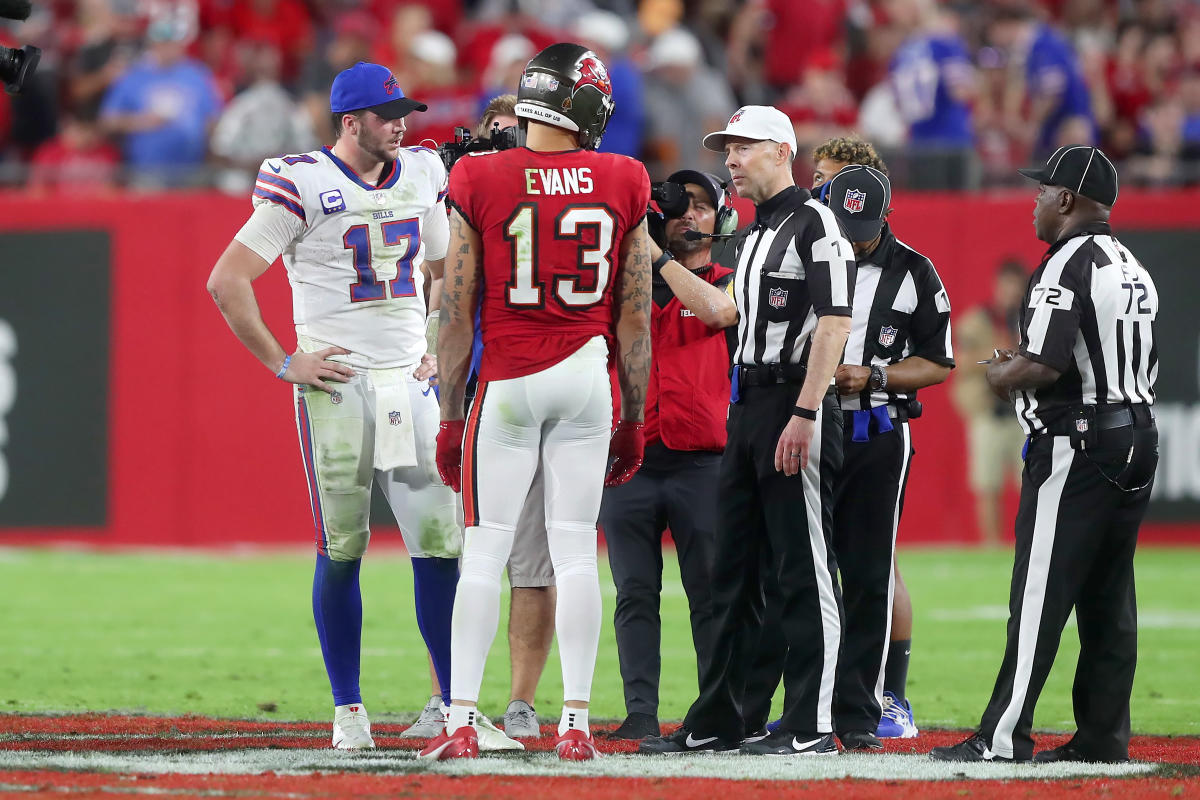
[343,219,419,303]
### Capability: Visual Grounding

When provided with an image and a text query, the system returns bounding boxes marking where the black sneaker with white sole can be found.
[638,727,738,755]
[740,728,770,747]
[740,730,838,756]
[839,730,883,751]
[929,732,1028,763]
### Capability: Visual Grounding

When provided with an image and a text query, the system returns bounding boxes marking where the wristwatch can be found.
[869,364,889,392]
[652,250,674,271]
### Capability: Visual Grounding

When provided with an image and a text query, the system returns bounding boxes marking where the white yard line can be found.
[0,748,1157,783]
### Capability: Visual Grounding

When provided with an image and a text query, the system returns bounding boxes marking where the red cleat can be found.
[555,728,600,761]
[418,725,479,761]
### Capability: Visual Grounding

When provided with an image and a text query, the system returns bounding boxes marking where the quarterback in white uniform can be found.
[207,62,473,750]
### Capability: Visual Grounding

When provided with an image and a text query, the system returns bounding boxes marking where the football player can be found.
[207,62,513,751]
[419,43,652,762]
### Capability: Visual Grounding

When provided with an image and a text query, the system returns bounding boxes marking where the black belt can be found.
[737,363,808,387]
[1041,404,1154,437]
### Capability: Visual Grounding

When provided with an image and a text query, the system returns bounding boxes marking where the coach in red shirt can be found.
[599,170,736,740]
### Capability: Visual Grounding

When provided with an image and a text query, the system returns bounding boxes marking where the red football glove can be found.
[436,419,466,493]
[604,420,645,488]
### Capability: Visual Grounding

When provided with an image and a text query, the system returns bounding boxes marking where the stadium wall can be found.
[0,190,1197,547]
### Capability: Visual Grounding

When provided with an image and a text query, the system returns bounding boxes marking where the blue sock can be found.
[411,556,458,705]
[312,554,363,706]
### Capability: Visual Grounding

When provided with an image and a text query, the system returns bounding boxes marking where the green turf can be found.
[1,546,1197,735]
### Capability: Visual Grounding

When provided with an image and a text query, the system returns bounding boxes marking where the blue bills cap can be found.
[330,61,427,119]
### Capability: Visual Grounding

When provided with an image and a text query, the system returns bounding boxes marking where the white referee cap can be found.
[703,106,798,154]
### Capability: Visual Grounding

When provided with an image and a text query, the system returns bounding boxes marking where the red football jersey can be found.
[448,147,651,381]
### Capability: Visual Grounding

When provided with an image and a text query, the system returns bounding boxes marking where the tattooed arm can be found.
[613,218,653,423]
[436,208,481,421]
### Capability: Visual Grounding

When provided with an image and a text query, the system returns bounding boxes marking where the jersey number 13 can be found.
[503,204,616,309]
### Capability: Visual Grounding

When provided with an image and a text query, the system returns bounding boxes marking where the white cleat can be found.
[476,712,525,751]
[332,703,376,750]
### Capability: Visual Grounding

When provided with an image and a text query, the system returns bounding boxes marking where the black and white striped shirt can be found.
[841,225,955,412]
[730,186,856,366]
[1015,222,1159,435]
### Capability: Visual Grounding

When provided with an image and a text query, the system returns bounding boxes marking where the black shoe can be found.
[840,730,883,751]
[929,732,1027,763]
[599,712,660,741]
[638,727,738,755]
[740,728,770,746]
[1033,741,1128,764]
[740,730,838,756]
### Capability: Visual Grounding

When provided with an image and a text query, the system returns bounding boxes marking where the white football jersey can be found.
[249,146,448,370]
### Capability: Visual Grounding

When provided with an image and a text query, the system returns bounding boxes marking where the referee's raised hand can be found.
[775,415,815,475]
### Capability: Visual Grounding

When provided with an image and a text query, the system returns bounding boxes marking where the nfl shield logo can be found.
[330,391,343,405]
[1076,418,1089,433]
[878,326,898,347]
[371,191,388,206]
[548,78,560,90]
[844,189,866,214]
[768,287,788,309]
[388,410,403,426]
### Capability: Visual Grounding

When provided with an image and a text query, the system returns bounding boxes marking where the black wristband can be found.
[791,405,818,420]
[652,250,673,270]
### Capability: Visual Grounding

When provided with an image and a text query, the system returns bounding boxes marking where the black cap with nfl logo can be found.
[826,164,891,243]
[1018,145,1119,207]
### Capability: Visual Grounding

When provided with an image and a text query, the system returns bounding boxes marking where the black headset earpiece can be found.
[712,175,739,235]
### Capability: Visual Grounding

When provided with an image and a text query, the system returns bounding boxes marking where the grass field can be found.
[2,545,1198,736]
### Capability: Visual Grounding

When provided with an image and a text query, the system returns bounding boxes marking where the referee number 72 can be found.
[1120,281,1151,317]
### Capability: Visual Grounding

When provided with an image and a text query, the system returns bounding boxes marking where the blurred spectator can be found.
[641,27,735,178]
[28,112,121,194]
[474,0,602,32]
[228,0,312,84]
[399,31,479,149]
[727,0,847,102]
[780,49,859,166]
[367,0,463,38]
[2,1,61,159]
[1129,96,1200,185]
[572,9,643,158]
[987,6,1095,158]
[479,34,536,103]
[209,41,316,195]
[951,259,1029,548]
[100,12,223,189]
[883,0,978,189]
[299,12,374,146]
[372,3,435,90]
[69,0,144,122]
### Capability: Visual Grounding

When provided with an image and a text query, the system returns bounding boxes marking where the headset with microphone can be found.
[678,172,740,241]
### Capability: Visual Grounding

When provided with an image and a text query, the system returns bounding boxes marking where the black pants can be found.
[979,423,1157,761]
[742,421,913,734]
[683,384,844,740]
[599,445,719,717]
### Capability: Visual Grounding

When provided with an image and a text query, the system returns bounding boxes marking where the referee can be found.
[639,105,855,756]
[932,145,1159,764]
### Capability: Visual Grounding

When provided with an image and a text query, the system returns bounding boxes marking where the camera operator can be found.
[597,171,736,740]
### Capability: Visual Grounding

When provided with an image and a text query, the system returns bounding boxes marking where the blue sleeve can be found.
[100,74,138,116]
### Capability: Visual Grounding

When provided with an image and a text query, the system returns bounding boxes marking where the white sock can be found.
[547,522,602,702]
[447,704,478,734]
[449,525,515,703]
[559,705,589,736]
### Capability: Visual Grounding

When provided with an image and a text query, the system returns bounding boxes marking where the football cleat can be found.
[599,712,659,741]
[400,695,446,738]
[502,700,542,739]
[418,725,480,760]
[740,730,838,756]
[475,713,525,751]
[1033,740,1128,764]
[929,732,1027,763]
[876,691,919,739]
[555,728,600,761]
[332,703,375,750]
[638,727,738,755]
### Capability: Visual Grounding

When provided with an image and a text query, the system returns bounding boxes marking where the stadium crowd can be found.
[5,0,1200,193]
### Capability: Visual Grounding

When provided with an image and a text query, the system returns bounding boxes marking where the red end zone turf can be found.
[1,715,1198,800]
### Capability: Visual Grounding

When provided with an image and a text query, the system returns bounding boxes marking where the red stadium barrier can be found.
[0,189,1197,547]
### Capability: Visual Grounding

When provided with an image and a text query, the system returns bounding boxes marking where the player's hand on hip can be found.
[835,364,870,395]
[436,419,466,492]
[414,353,438,385]
[604,420,645,488]
[775,416,814,476]
[283,347,354,393]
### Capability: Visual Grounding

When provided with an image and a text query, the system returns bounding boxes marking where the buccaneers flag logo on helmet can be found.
[574,55,611,97]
